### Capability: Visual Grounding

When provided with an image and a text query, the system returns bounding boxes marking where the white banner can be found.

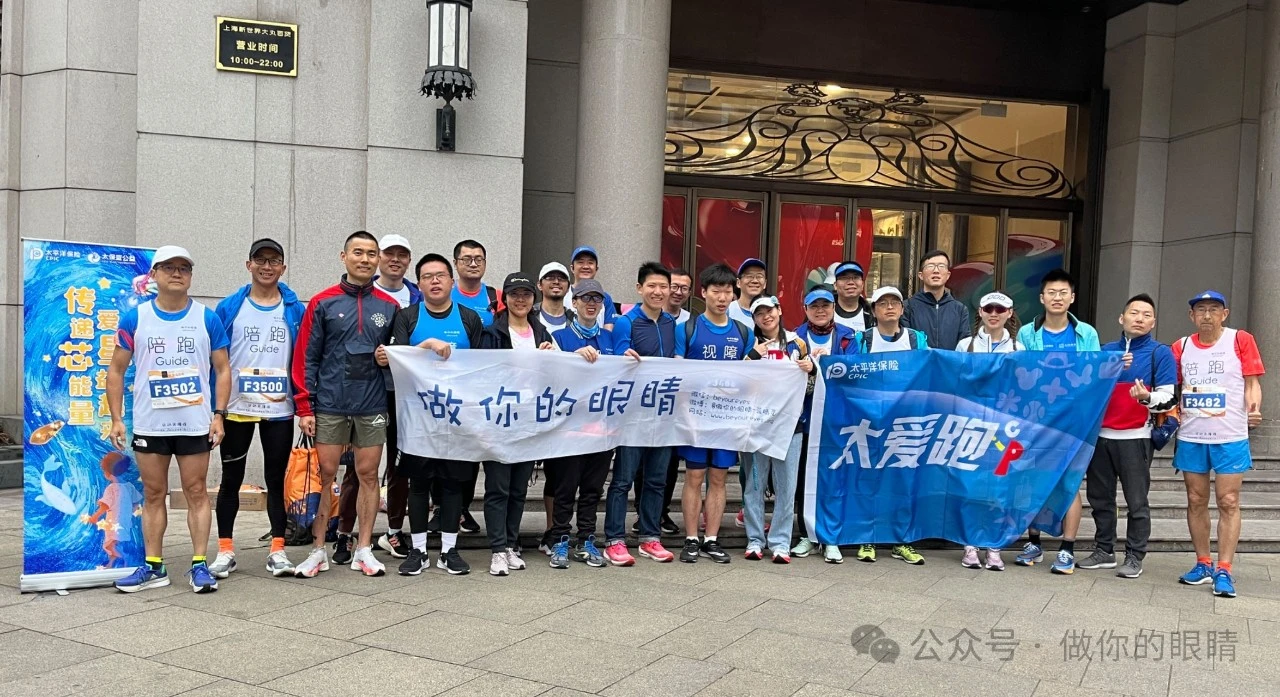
[386,346,808,462]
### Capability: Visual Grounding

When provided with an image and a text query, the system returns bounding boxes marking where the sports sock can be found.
[145,556,164,571]
[412,532,428,552]
[270,537,285,554]
[191,555,207,568]
[1060,540,1075,554]
[218,538,234,555]
[441,532,458,553]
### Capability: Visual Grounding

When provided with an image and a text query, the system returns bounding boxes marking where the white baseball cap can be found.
[152,245,194,267]
[539,261,571,281]
[749,295,780,314]
[378,234,412,253]
[979,291,1014,309]
[870,286,903,304]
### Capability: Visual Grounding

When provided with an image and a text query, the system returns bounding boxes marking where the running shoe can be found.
[792,538,818,558]
[961,546,981,569]
[398,548,429,576]
[209,552,237,579]
[294,547,330,578]
[985,549,1005,571]
[700,539,731,564]
[735,510,745,528]
[825,545,844,564]
[437,549,470,575]
[604,542,635,567]
[744,545,764,561]
[351,546,386,577]
[460,511,481,533]
[266,551,295,577]
[427,507,441,533]
[537,543,553,557]
[188,564,218,593]
[377,531,411,559]
[550,537,570,570]
[1077,549,1117,570]
[638,540,674,562]
[332,534,353,565]
[505,548,527,571]
[771,549,791,564]
[1179,561,1214,585]
[679,538,701,564]
[490,552,510,576]
[892,545,925,565]
[115,565,169,593]
[1015,542,1044,566]
[660,514,681,535]
[1212,568,1237,598]
[855,544,875,563]
[1050,550,1076,575]
[1116,554,1142,578]
[575,536,606,567]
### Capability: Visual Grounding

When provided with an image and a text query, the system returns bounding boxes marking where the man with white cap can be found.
[850,285,929,566]
[534,262,574,331]
[373,234,421,309]
[109,246,232,594]
[728,258,768,329]
[832,261,874,332]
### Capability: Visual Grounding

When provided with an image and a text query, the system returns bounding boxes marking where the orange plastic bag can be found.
[285,435,321,528]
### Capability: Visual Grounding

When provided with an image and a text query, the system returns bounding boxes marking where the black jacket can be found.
[481,311,555,349]
[902,290,971,349]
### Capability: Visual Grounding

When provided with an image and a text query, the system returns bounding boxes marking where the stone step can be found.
[1083,490,1280,520]
[0,459,21,490]
[1147,469,1280,491]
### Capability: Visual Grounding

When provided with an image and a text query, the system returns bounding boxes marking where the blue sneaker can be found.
[1015,542,1044,566]
[1050,550,1075,575]
[1179,561,1215,586]
[115,565,170,593]
[549,536,570,570]
[1212,569,1237,598]
[187,564,219,594]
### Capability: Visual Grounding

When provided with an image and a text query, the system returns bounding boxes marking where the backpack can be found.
[486,285,499,313]
[857,327,921,353]
[684,316,751,357]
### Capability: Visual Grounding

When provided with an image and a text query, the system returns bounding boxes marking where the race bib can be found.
[147,369,204,409]
[237,367,289,405]
[1182,389,1227,416]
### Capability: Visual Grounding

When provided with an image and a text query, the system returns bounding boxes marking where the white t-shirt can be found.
[955,329,1018,353]
[727,302,753,329]
[511,324,537,350]
[376,281,413,309]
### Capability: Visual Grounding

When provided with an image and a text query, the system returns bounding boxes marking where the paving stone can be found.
[1247,617,1280,644]
[3,653,218,696]
[808,583,946,621]
[923,573,1055,613]
[1149,583,1217,613]
[565,573,712,611]
[1030,681,1125,697]
[998,640,1092,687]
[162,574,334,620]
[366,576,464,605]
[355,610,539,664]
[870,617,1004,674]
[177,681,280,697]
[792,684,878,697]
[535,598,689,646]
[642,618,756,661]
[55,604,255,657]
[301,600,431,641]
[436,672,550,697]
[1210,593,1280,621]
[418,584,582,625]
[1083,575,1156,603]
[0,588,163,632]
[676,588,770,621]
[601,654,730,697]
[252,591,382,628]
[731,598,886,646]
[1042,592,1180,634]
[260,647,481,696]
[923,598,1010,633]
[1079,656,1171,697]
[152,624,359,685]
[707,628,875,689]
[1202,642,1280,682]
[1177,608,1251,638]
[0,629,111,683]
[1169,661,1274,697]
[601,557,734,587]
[469,630,661,693]
[696,568,834,603]
[854,659,1037,697]
[691,667,800,697]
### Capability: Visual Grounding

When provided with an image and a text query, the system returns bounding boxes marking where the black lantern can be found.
[421,0,477,152]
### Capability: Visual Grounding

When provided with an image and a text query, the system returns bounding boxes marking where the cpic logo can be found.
[826,363,848,380]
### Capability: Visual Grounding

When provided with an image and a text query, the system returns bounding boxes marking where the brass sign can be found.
[216,16,298,77]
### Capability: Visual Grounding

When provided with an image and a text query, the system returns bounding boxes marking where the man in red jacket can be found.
[290,231,398,579]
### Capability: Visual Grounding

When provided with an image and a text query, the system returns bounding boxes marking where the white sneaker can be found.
[505,548,526,571]
[266,551,295,577]
[350,546,386,577]
[824,544,844,564]
[294,547,330,578]
[208,552,237,579]
[490,552,510,576]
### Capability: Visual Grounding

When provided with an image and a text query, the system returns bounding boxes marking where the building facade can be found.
[1,0,1278,419]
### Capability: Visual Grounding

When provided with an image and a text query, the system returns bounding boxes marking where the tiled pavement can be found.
[1,492,1280,696]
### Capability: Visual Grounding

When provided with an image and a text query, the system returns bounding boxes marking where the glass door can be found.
[1005,210,1071,325]
[856,202,925,297]
[936,206,1002,314]
[772,195,850,321]
[690,189,767,313]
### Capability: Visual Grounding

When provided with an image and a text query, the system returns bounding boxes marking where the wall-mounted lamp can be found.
[421,0,477,152]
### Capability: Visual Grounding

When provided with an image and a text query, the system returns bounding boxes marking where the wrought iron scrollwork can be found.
[665,83,1073,198]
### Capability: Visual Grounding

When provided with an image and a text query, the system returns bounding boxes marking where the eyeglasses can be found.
[876,300,903,308]
[669,284,690,294]
[156,263,192,276]
[981,305,1010,314]
[740,273,767,282]
[455,256,486,266]
[922,263,949,271]
[250,257,283,268]
[420,272,452,282]
[577,295,605,305]
[1043,290,1072,299]
[1192,306,1224,316]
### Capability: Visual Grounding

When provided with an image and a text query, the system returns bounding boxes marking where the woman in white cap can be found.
[955,290,1021,570]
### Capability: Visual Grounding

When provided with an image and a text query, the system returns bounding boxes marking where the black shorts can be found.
[398,454,472,481]
[132,434,211,456]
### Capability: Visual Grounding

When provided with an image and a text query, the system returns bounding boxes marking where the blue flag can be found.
[805,350,1122,549]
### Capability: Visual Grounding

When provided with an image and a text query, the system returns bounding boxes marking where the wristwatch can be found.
[213,409,228,417]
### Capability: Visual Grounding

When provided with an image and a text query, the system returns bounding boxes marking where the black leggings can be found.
[217,418,292,539]
[407,456,468,535]
[794,429,810,538]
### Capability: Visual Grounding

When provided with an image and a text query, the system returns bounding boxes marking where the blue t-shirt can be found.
[452,284,498,326]
[674,315,754,361]
[409,303,471,349]
[1043,325,1077,352]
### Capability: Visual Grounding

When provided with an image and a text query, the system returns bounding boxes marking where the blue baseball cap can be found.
[804,288,835,306]
[571,246,598,263]
[737,258,766,276]
[1188,290,1228,308]
[834,261,864,278]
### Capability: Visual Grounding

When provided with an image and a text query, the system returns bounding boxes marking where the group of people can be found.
[103,234,1264,599]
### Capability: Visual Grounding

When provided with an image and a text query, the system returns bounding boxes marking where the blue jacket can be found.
[1017,313,1101,351]
[552,322,616,355]
[372,276,423,306]
[794,322,857,356]
[850,327,930,354]
[1099,332,1178,435]
[903,290,971,349]
[215,281,306,345]
[612,305,677,358]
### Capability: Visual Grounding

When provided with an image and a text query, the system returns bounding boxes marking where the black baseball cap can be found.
[503,272,537,295]
[249,238,285,260]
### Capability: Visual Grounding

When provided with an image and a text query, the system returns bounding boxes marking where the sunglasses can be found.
[981,305,1010,314]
